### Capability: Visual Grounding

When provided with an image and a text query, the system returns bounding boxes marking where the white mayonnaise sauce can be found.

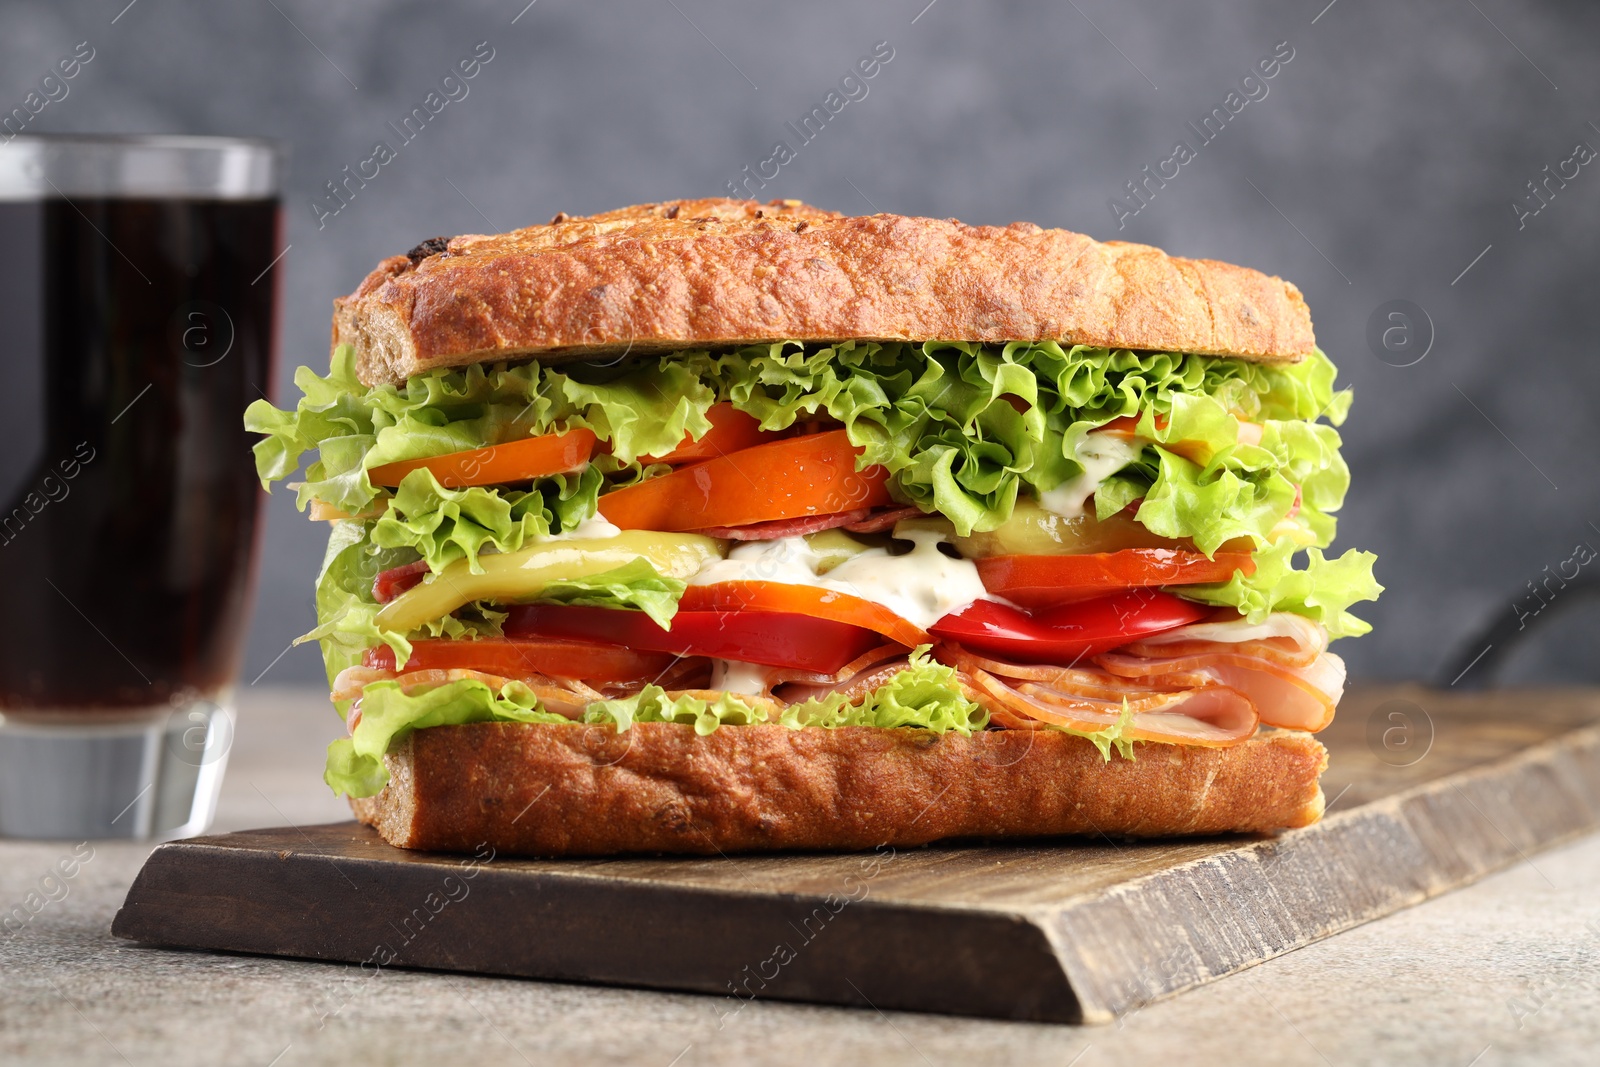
[688,531,990,631]
[544,514,624,541]
[1037,430,1147,519]
[709,658,774,696]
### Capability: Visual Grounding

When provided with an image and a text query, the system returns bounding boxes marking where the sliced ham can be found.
[1094,613,1343,732]
[331,665,401,702]
[331,611,1337,747]
[1100,638,1324,672]
[332,665,605,716]
[763,643,908,688]
[772,660,913,705]
[732,644,912,704]
[1128,656,1345,733]
[966,668,1259,746]
[937,646,1161,700]
[937,644,1259,746]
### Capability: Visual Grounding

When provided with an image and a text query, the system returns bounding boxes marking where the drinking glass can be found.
[0,135,282,838]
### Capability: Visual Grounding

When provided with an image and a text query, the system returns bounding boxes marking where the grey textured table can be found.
[3,688,1598,1066]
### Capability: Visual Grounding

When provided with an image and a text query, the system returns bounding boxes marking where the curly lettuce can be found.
[1183,538,1384,639]
[585,686,769,736]
[1096,403,1348,555]
[1061,702,1138,762]
[308,520,418,693]
[780,647,987,734]
[371,466,603,574]
[254,339,1377,647]
[247,340,1349,536]
[711,340,1349,538]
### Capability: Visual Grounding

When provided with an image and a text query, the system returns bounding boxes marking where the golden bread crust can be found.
[348,722,1328,857]
[333,198,1316,385]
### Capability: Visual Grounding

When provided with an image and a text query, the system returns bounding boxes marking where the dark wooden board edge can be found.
[111,722,1600,1025]
[1047,722,1600,1020]
[112,835,1081,1022]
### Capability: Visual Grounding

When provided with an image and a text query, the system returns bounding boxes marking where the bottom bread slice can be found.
[348,722,1328,857]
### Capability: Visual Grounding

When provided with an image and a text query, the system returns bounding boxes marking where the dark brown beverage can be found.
[0,197,279,708]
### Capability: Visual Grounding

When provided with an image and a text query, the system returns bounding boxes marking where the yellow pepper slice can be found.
[374,532,725,634]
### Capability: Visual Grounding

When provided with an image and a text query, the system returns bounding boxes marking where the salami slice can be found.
[693,508,872,540]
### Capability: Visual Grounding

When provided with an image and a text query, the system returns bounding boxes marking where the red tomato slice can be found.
[678,581,929,649]
[597,430,893,532]
[373,560,429,603]
[642,403,779,465]
[930,593,1212,665]
[977,550,1255,608]
[504,604,882,674]
[362,637,681,684]
[367,429,597,489]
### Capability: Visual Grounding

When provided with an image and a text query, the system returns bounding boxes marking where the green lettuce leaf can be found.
[370,465,603,574]
[711,341,1350,538]
[245,351,373,492]
[1094,392,1348,555]
[257,341,1377,649]
[306,521,418,695]
[585,686,768,735]
[1182,538,1384,638]
[780,647,988,734]
[558,359,721,462]
[533,559,687,629]
[1059,702,1139,761]
[252,341,1351,541]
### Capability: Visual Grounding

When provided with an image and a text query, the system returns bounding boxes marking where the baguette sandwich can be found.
[246,198,1380,857]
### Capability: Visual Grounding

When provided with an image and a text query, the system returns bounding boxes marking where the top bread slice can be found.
[334,198,1317,387]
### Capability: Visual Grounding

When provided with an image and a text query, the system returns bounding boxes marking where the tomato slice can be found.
[504,604,882,673]
[679,581,929,649]
[367,429,598,489]
[930,593,1212,665]
[597,430,893,532]
[643,403,778,464]
[373,560,429,603]
[363,637,682,684]
[977,549,1255,608]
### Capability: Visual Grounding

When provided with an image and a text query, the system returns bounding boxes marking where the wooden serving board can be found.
[112,686,1600,1024]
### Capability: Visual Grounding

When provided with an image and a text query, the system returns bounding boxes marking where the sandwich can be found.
[245,198,1380,857]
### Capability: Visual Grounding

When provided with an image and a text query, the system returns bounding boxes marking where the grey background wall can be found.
[3,0,1596,687]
